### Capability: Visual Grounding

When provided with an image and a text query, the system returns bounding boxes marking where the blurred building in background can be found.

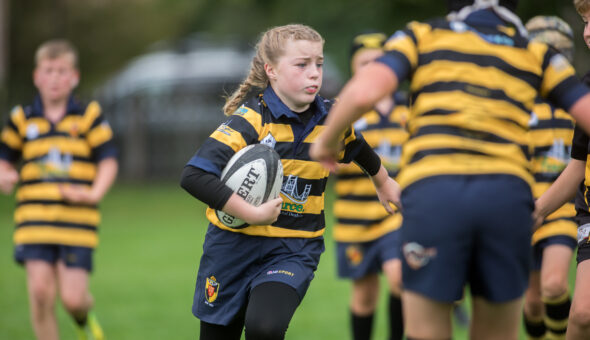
[97,34,343,180]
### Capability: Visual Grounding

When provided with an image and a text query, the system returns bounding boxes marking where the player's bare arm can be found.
[222,195,282,225]
[60,157,118,205]
[0,159,18,194]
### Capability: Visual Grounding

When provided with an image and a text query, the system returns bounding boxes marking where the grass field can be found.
[0,182,576,339]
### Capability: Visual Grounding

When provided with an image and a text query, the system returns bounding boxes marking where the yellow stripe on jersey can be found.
[9,106,27,134]
[210,124,247,153]
[205,208,325,238]
[540,53,578,98]
[545,203,575,220]
[411,91,531,130]
[401,134,529,168]
[384,31,418,68]
[15,204,100,225]
[281,159,329,180]
[532,219,577,245]
[529,129,574,148]
[412,62,536,107]
[80,101,102,133]
[26,118,51,135]
[418,31,542,75]
[235,106,263,133]
[333,213,402,242]
[303,125,325,143]
[362,128,408,147]
[335,177,375,196]
[260,123,295,142]
[14,226,98,248]
[22,137,91,160]
[333,200,390,220]
[1,127,22,149]
[20,161,97,181]
[16,182,62,201]
[87,124,114,148]
[397,154,534,189]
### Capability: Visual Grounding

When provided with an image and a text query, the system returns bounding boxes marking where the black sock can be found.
[351,311,374,340]
[74,315,88,327]
[388,294,404,340]
[523,312,546,339]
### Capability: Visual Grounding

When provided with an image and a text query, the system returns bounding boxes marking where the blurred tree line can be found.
[1,0,584,120]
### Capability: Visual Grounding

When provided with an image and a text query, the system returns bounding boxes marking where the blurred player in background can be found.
[522,16,577,340]
[310,0,590,338]
[332,32,407,340]
[180,24,400,340]
[0,39,118,340]
[534,1,590,338]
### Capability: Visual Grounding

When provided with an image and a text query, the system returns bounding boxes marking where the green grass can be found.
[0,182,576,339]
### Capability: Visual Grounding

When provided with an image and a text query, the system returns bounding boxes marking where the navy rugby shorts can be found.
[14,244,94,272]
[336,228,401,279]
[192,224,324,326]
[400,175,533,303]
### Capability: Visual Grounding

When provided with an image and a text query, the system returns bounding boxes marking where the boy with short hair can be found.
[0,39,117,340]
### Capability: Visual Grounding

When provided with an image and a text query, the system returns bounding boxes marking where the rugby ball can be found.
[216,144,283,228]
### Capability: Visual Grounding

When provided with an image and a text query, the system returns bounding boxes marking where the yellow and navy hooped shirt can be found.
[529,99,576,244]
[187,86,366,238]
[333,92,409,243]
[377,10,589,190]
[0,96,117,248]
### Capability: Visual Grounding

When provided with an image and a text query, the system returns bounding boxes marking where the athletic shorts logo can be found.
[402,242,437,270]
[205,276,220,304]
[346,245,363,266]
[577,223,590,245]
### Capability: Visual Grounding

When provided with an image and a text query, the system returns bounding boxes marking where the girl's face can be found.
[582,9,590,50]
[33,54,79,104]
[266,39,324,112]
[351,48,384,75]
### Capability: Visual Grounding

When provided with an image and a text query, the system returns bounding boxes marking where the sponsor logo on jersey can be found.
[578,223,590,245]
[205,276,220,305]
[260,132,277,149]
[39,147,73,178]
[235,107,249,116]
[346,245,363,266]
[403,242,437,270]
[26,123,39,140]
[281,175,311,204]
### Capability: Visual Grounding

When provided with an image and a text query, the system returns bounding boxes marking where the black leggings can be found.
[199,281,301,340]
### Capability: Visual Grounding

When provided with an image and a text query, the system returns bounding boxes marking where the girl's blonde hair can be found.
[574,0,590,15]
[223,24,324,116]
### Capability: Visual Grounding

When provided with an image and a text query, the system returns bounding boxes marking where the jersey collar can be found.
[262,86,327,121]
[31,94,84,117]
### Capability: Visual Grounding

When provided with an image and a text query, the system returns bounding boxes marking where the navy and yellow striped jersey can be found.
[186,86,366,238]
[376,10,589,190]
[529,99,576,244]
[572,125,590,223]
[333,92,409,243]
[0,96,117,248]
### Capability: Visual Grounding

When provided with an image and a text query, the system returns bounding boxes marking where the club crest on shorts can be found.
[403,242,437,270]
[205,276,220,304]
[346,245,363,266]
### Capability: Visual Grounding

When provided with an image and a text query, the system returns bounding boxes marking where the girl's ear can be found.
[264,63,276,81]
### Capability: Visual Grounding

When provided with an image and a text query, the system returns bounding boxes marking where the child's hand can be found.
[309,137,339,173]
[247,197,283,225]
[0,167,18,194]
[375,176,402,214]
[59,184,98,205]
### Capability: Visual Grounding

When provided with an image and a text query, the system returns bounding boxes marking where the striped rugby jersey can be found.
[187,86,366,238]
[333,93,409,242]
[0,96,117,248]
[529,99,576,244]
[377,10,589,190]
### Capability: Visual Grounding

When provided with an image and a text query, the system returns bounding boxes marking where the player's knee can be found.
[352,290,378,313]
[540,275,568,299]
[61,290,87,314]
[570,305,590,330]
[244,319,286,340]
[29,282,55,310]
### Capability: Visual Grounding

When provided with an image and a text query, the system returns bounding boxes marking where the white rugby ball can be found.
[216,144,283,228]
